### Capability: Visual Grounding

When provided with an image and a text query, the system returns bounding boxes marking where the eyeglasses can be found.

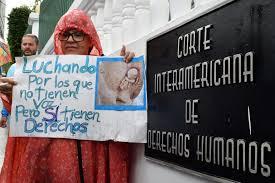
[58,31,85,42]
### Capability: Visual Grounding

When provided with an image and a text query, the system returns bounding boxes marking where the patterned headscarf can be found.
[54,9,103,56]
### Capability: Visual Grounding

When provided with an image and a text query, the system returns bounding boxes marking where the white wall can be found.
[0,0,6,37]
[130,144,212,183]
[28,12,39,37]
[40,0,236,182]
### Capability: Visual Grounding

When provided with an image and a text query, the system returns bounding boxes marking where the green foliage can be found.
[7,6,32,61]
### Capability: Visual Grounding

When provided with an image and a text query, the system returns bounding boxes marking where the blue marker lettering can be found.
[43,61,53,74]
[79,122,88,133]
[50,122,58,132]
[35,122,44,133]
[57,122,66,131]
[22,57,32,73]
[24,118,36,133]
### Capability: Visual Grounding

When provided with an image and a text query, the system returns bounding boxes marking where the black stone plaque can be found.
[145,0,274,182]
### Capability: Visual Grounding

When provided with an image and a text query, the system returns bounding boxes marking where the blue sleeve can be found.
[7,63,16,77]
[1,107,9,118]
[1,64,15,118]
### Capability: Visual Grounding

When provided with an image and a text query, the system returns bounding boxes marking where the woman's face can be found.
[59,29,91,55]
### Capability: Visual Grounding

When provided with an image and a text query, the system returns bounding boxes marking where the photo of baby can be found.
[95,57,146,110]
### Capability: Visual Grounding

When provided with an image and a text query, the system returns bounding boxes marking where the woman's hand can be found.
[120,45,135,63]
[0,77,17,95]
[0,117,7,128]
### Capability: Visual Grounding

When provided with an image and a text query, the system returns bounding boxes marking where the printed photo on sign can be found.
[95,56,146,110]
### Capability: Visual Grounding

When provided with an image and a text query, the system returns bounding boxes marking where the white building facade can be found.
[35,0,237,182]
[0,0,6,38]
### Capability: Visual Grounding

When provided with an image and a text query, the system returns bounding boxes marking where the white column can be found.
[95,0,105,48]
[103,0,113,55]
[28,12,39,36]
[122,0,136,44]
[195,0,208,7]
[90,7,97,25]
[151,0,169,30]
[169,0,192,20]
[112,0,123,51]
[135,0,151,38]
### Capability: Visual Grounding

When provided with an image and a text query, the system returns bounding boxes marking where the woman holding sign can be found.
[0,9,135,183]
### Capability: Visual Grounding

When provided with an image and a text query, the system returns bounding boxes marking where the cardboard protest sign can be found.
[10,55,146,143]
